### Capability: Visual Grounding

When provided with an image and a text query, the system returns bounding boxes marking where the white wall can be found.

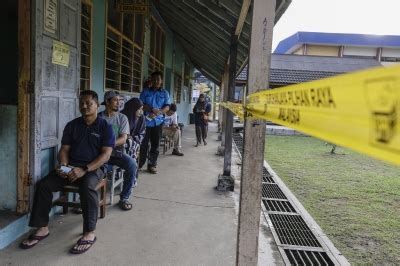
[343,46,377,57]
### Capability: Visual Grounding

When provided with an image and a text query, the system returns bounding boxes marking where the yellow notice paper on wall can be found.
[221,65,400,165]
[52,40,70,67]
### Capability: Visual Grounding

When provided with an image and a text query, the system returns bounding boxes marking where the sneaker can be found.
[203,140,207,145]
[172,149,184,156]
[147,166,157,174]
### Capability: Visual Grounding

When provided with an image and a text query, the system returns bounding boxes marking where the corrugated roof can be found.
[274,32,400,54]
[153,0,291,85]
[237,54,382,85]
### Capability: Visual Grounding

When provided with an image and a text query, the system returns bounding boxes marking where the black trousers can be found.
[29,169,103,233]
[195,125,208,144]
[139,125,162,168]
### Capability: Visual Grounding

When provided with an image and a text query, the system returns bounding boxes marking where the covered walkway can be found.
[0,124,249,265]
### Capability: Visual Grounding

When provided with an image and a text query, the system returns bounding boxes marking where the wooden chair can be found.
[53,178,107,218]
[160,135,170,154]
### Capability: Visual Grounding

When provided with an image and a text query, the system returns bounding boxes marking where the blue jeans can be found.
[109,154,137,200]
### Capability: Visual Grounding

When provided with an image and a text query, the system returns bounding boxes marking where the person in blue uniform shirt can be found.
[139,71,170,174]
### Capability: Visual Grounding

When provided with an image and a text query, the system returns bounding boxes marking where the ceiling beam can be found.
[191,61,222,85]
[175,34,228,64]
[158,3,249,59]
[160,16,230,60]
[182,0,235,29]
[159,3,231,44]
[179,42,225,69]
[176,36,226,72]
[234,0,251,37]
[158,4,249,58]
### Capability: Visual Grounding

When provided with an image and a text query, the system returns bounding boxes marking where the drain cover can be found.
[284,249,335,265]
[269,214,321,247]
[262,183,287,199]
[263,167,275,183]
[263,199,296,213]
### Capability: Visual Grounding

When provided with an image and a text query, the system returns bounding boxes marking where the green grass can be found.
[264,135,400,264]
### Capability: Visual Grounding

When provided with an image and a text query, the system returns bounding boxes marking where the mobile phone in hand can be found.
[60,166,72,174]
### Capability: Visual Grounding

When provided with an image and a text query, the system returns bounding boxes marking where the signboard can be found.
[117,0,149,14]
[44,0,58,34]
[52,40,70,67]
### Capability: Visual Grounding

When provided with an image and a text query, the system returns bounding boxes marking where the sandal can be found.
[118,199,133,211]
[70,236,97,254]
[20,232,50,249]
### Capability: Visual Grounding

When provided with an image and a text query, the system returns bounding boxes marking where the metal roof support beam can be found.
[236,0,276,265]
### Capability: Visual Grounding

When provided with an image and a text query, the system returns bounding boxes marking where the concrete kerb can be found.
[230,137,285,265]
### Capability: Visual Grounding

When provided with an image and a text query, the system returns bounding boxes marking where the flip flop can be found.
[70,236,97,254]
[118,199,133,211]
[20,233,50,249]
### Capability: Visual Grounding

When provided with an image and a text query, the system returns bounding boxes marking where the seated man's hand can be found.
[68,167,87,183]
[56,167,69,179]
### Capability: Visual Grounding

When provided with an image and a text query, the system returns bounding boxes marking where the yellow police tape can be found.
[221,64,400,165]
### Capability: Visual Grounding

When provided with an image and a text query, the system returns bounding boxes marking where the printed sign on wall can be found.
[44,0,58,34]
[117,0,149,14]
[52,40,70,67]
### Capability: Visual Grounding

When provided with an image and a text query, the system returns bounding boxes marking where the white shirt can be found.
[164,112,178,126]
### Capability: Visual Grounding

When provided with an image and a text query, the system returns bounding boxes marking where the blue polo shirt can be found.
[140,87,170,127]
[61,116,115,167]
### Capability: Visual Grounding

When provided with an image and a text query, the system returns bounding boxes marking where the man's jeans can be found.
[109,154,137,200]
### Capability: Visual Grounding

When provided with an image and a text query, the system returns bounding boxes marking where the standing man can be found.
[20,90,115,254]
[139,71,170,174]
[99,91,137,210]
[163,103,184,156]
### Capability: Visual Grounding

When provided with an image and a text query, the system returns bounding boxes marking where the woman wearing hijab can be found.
[121,98,146,158]
[193,94,211,147]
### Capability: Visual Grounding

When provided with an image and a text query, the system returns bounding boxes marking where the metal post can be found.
[217,36,237,191]
[236,0,276,265]
[212,83,217,121]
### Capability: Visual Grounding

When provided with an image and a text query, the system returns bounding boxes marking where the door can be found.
[30,0,81,201]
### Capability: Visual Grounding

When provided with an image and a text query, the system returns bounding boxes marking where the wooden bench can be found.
[107,165,124,205]
[53,178,107,218]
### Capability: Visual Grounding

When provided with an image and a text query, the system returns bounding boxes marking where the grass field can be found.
[264,135,400,264]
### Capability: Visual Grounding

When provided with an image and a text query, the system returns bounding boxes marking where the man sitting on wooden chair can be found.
[20,90,115,254]
[99,91,138,211]
[163,103,184,156]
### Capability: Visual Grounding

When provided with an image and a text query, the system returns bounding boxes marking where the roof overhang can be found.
[153,0,291,85]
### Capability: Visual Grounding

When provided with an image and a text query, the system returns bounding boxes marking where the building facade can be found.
[1,0,291,250]
[274,32,400,66]
[0,0,195,248]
